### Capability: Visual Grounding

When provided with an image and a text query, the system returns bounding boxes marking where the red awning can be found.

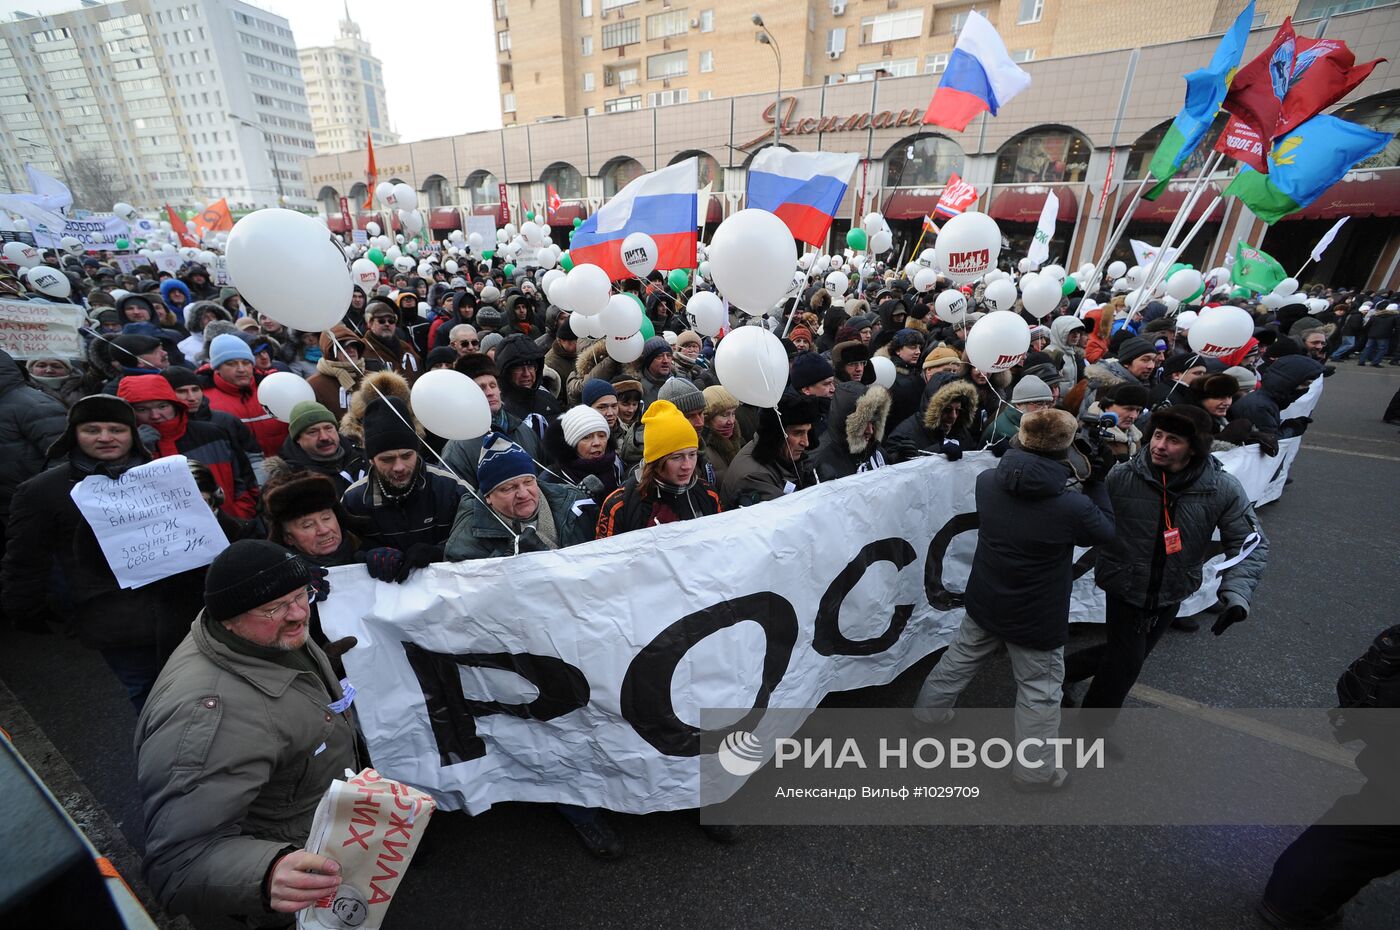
[883,188,942,221]
[706,197,723,227]
[327,215,349,233]
[470,203,499,217]
[1281,169,1400,221]
[355,215,378,230]
[1119,185,1226,223]
[548,202,587,226]
[990,186,1078,223]
[429,208,462,230]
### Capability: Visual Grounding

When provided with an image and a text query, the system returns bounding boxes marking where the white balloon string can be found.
[326,330,519,544]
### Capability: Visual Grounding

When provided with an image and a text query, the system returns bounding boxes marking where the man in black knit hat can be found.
[134,539,359,927]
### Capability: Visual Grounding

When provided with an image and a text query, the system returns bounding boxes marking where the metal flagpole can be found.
[1131,150,1222,316]
[1078,172,1153,300]
[1146,195,1222,308]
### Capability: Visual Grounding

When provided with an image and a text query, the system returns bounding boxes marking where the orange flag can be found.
[363,132,377,210]
[191,198,233,240]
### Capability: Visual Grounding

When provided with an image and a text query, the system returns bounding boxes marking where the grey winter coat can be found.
[1095,449,1267,614]
[0,349,67,518]
[134,615,358,919]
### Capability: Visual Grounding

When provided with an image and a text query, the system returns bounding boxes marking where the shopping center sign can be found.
[737,96,930,151]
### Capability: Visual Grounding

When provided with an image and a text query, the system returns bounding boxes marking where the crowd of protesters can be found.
[0,238,1393,930]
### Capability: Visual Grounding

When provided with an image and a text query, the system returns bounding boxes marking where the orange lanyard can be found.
[1160,473,1175,533]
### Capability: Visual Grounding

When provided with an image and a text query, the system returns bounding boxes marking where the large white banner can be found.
[321,392,1316,814]
[33,215,129,250]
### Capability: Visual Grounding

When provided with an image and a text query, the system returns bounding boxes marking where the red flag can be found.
[1276,35,1384,136]
[1214,115,1269,173]
[547,184,561,220]
[1220,18,1297,166]
[165,204,197,247]
[934,173,978,218]
[363,132,377,211]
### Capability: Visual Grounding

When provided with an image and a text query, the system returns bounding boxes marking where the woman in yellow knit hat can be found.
[595,399,721,537]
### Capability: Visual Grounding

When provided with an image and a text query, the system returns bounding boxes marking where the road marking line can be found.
[1311,432,1397,445]
[1304,445,1400,462]
[1128,683,1357,770]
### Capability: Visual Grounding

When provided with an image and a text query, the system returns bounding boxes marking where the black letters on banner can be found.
[620,591,799,757]
[813,537,918,656]
[402,642,590,767]
[924,511,978,610]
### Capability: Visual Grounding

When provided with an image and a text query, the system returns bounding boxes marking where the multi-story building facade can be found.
[0,0,315,211]
[298,6,399,156]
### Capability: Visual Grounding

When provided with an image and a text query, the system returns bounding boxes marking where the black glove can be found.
[515,527,551,553]
[324,636,359,663]
[940,439,963,462]
[394,543,442,582]
[1279,416,1312,436]
[308,565,330,603]
[1249,431,1280,457]
[1215,419,1254,446]
[987,435,1012,458]
[1211,600,1248,636]
[364,547,404,582]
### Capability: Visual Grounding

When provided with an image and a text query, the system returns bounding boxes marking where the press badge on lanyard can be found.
[1161,474,1182,555]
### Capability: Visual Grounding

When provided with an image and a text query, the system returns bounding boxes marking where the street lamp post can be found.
[228,114,284,207]
[752,15,783,148]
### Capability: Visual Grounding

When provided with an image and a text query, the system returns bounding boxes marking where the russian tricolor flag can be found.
[923,11,1031,132]
[570,158,697,281]
[745,149,861,248]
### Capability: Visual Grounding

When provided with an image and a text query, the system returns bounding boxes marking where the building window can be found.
[580,0,592,15]
[500,63,513,84]
[924,53,948,74]
[647,9,688,40]
[699,50,713,72]
[585,106,597,115]
[647,50,687,80]
[994,127,1092,184]
[604,64,639,86]
[582,71,595,91]
[699,9,714,33]
[600,0,636,11]
[951,10,986,36]
[495,0,508,19]
[604,95,641,112]
[827,28,846,55]
[497,30,511,52]
[859,10,923,44]
[885,133,964,187]
[698,89,712,100]
[503,92,516,112]
[1018,0,1043,24]
[1010,48,1034,63]
[581,36,593,56]
[858,58,917,78]
[647,88,688,107]
[602,19,640,49]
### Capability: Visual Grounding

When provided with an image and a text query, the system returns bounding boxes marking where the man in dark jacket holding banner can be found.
[913,409,1115,791]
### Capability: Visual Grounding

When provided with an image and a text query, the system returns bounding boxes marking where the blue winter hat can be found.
[209,332,254,369]
[477,431,535,496]
[581,378,617,408]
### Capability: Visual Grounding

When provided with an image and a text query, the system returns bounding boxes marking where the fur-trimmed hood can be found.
[339,369,418,444]
[921,377,979,434]
[573,334,641,384]
[828,382,891,453]
[1083,358,1136,390]
[959,362,1012,391]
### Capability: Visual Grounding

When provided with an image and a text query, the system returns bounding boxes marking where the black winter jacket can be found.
[809,382,892,481]
[495,333,563,423]
[1228,355,1322,438]
[340,462,469,551]
[884,375,980,464]
[0,350,67,518]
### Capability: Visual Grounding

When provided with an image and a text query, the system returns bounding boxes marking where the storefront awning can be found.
[882,188,945,222]
[1281,169,1400,221]
[547,202,588,226]
[705,197,723,228]
[990,186,1078,223]
[1119,184,1225,223]
[429,208,462,230]
[327,215,349,233]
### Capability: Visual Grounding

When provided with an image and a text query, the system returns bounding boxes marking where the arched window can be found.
[1123,115,1226,181]
[600,157,646,198]
[541,162,584,200]
[994,126,1093,184]
[670,150,725,192]
[317,186,340,217]
[1334,91,1399,169]
[463,171,499,210]
[883,133,964,187]
[347,183,367,215]
[422,175,452,209]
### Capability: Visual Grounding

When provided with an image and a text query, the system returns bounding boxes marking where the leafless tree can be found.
[66,154,137,211]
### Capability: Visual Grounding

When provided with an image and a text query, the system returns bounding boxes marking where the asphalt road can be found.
[3,362,1397,930]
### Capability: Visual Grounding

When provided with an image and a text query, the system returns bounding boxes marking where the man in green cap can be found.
[264,400,367,496]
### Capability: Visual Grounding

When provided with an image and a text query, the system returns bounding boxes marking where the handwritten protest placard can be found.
[211,255,230,286]
[69,455,229,589]
[299,768,436,930]
[0,299,86,359]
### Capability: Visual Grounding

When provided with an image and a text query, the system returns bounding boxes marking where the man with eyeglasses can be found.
[448,323,480,357]
[135,539,360,927]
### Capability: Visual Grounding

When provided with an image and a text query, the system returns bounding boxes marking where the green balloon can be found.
[1230,285,1251,300]
[526,211,536,221]
[1062,277,1079,296]
[367,248,385,266]
[639,316,655,340]
[115,238,129,250]
[846,228,868,251]
[667,268,690,293]
[503,263,516,277]
[560,252,574,272]
[572,217,583,228]
[482,249,495,261]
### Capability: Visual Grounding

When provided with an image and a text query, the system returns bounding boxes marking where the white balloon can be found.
[24,266,71,299]
[1165,268,1204,301]
[1173,310,1199,331]
[869,229,893,254]
[536,250,557,271]
[1307,297,1331,315]
[542,268,566,299]
[919,248,937,268]
[375,182,395,206]
[410,369,491,441]
[829,254,845,270]
[571,312,601,339]
[567,263,612,316]
[400,210,424,234]
[934,212,1001,283]
[385,245,402,262]
[225,209,350,331]
[1188,306,1255,357]
[824,271,849,296]
[257,371,315,422]
[1077,263,1095,278]
[698,260,712,281]
[1273,277,1299,297]
[449,229,465,242]
[599,294,643,339]
[391,182,417,212]
[351,257,380,289]
[1041,264,1066,284]
[689,291,726,337]
[1125,265,1144,286]
[861,212,885,235]
[445,259,459,274]
[60,236,83,255]
[366,221,382,237]
[3,242,41,268]
[1106,260,1127,280]
[1018,257,1033,273]
[113,202,138,222]
[707,209,798,314]
[965,311,1031,372]
[714,325,788,407]
[984,279,1019,312]
[934,289,967,324]
[812,255,831,275]
[395,234,406,246]
[870,356,896,390]
[913,267,939,293]
[393,256,414,273]
[1020,274,1062,319]
[416,262,434,278]
[620,231,659,278]
[1259,293,1283,311]
[606,331,645,364]
[504,223,518,237]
